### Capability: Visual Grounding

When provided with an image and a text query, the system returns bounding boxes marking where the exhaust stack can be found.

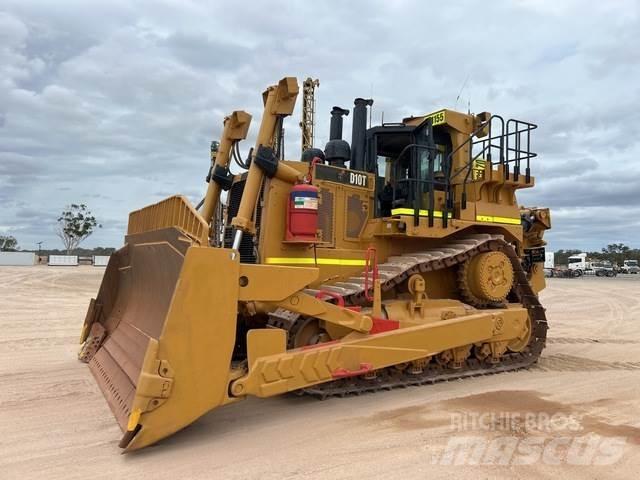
[324,107,350,167]
[329,106,349,140]
[350,98,374,171]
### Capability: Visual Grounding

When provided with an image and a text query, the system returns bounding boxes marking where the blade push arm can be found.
[231,77,303,249]
[200,110,252,226]
[230,308,527,398]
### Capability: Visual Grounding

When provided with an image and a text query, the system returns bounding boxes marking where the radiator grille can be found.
[345,194,368,239]
[318,188,334,245]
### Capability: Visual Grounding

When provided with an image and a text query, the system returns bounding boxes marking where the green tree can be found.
[0,235,18,251]
[56,204,101,254]
[600,243,631,267]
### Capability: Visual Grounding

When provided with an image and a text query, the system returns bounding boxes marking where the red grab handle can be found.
[331,362,373,379]
[364,246,379,302]
[315,290,345,307]
[305,156,323,183]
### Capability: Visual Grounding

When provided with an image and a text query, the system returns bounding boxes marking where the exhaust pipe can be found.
[324,107,351,167]
[329,106,349,140]
[350,98,373,171]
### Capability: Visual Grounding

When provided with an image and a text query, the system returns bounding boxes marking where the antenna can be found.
[455,74,470,110]
[369,82,374,128]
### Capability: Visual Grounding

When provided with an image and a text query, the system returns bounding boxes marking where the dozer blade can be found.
[80,228,239,451]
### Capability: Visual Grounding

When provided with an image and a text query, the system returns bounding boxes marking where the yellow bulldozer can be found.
[78,77,551,451]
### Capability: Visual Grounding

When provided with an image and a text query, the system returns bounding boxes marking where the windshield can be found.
[626,260,638,266]
[568,257,583,263]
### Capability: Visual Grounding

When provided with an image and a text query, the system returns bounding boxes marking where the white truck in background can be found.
[621,259,639,274]
[567,253,616,277]
[591,260,617,277]
[567,253,588,276]
[545,252,585,278]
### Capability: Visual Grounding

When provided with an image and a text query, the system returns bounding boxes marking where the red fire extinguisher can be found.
[286,158,320,242]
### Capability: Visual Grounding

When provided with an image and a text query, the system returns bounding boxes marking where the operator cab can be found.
[365,117,453,224]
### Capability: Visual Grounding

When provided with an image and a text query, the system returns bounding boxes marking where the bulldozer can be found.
[78,77,551,451]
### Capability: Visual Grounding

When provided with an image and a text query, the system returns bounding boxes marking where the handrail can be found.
[450,114,505,180]
[387,113,536,224]
[448,115,537,209]
[506,119,537,182]
[448,115,505,210]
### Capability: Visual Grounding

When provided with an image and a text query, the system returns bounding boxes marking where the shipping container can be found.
[544,251,555,269]
[0,252,36,266]
[48,255,79,266]
[93,255,110,267]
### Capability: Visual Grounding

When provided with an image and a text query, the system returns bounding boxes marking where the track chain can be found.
[269,233,548,398]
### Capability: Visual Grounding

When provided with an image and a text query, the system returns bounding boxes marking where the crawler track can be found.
[270,233,548,398]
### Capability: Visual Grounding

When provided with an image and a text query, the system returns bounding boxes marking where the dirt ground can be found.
[1,266,639,479]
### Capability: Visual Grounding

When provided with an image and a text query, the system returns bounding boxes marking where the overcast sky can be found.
[1,0,639,252]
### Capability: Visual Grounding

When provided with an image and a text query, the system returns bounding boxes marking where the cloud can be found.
[0,0,639,252]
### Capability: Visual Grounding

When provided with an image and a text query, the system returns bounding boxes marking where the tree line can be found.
[0,236,114,256]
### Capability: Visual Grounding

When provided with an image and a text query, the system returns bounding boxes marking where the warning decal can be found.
[294,197,318,210]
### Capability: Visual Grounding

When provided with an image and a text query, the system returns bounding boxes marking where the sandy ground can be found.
[1,266,639,479]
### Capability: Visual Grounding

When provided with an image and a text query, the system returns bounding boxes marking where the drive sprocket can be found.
[458,250,514,307]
